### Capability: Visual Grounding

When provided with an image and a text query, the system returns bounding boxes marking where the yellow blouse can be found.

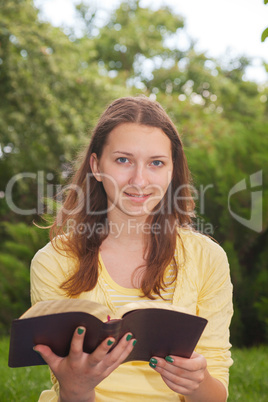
[30,229,233,401]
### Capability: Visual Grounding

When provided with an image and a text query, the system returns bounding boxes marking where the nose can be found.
[128,164,149,188]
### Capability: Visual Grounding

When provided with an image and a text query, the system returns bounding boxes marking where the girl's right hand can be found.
[33,327,136,402]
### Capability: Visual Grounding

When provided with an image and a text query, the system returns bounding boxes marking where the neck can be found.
[105,211,149,248]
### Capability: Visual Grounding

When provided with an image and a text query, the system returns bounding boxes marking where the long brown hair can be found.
[50,96,195,298]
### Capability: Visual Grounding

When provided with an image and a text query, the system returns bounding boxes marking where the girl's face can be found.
[90,123,173,219]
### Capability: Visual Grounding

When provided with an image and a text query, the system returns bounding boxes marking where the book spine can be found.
[103,320,122,342]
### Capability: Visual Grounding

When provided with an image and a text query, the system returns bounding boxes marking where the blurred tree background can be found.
[0,0,267,346]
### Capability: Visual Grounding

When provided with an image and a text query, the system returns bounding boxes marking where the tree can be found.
[0,0,117,221]
[261,0,268,42]
[88,0,185,84]
[0,222,49,333]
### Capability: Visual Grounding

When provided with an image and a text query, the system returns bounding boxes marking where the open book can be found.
[8,299,207,368]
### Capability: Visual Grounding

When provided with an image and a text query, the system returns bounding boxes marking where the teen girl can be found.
[31,96,233,401]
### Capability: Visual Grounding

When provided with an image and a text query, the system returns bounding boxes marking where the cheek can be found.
[152,169,173,188]
[105,166,130,186]
[101,171,128,196]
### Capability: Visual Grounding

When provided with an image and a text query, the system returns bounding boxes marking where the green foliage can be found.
[0,222,49,333]
[255,296,268,340]
[262,0,268,41]
[0,0,267,347]
[0,0,119,221]
[261,27,268,42]
[93,0,184,78]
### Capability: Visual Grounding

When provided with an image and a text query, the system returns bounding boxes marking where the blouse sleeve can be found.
[195,240,233,393]
[30,241,73,305]
[30,242,72,401]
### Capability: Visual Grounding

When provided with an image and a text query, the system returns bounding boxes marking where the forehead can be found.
[104,123,172,154]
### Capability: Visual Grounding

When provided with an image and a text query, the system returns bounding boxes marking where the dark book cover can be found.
[9,308,207,368]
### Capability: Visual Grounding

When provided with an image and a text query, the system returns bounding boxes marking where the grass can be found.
[1,337,268,401]
[229,345,268,401]
[1,337,51,401]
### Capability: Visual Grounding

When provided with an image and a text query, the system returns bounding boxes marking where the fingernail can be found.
[33,347,41,356]
[132,339,137,346]
[77,327,84,335]
[149,362,156,368]
[150,357,158,365]
[126,334,133,341]
[107,339,114,346]
[165,356,174,363]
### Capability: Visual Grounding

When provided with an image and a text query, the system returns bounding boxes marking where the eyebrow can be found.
[112,151,169,159]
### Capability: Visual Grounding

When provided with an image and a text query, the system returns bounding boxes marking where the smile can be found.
[124,192,151,200]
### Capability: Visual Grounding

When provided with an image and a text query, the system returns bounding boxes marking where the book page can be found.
[20,299,112,322]
[117,300,190,318]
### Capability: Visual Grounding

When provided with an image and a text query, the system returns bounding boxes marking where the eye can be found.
[151,160,163,167]
[116,157,129,164]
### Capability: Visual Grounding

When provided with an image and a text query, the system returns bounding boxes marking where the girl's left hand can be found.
[149,352,208,396]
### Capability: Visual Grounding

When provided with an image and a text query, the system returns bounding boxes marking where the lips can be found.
[123,191,152,204]
[124,192,150,198]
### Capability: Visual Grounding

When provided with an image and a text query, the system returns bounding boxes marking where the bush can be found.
[0,222,49,334]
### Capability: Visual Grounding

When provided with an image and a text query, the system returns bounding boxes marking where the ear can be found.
[90,153,102,182]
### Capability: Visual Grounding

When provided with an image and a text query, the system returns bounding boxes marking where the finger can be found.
[153,353,206,374]
[176,353,207,372]
[149,358,199,394]
[88,336,117,365]
[33,344,62,370]
[104,333,136,369]
[161,375,196,396]
[68,327,87,360]
[153,362,193,385]
[90,332,135,366]
[150,356,206,394]
[149,357,184,377]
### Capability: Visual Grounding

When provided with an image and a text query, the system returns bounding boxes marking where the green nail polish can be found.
[77,327,84,335]
[107,339,114,346]
[132,339,137,346]
[149,362,156,369]
[33,347,41,356]
[150,357,158,365]
[165,356,174,363]
[126,334,133,341]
